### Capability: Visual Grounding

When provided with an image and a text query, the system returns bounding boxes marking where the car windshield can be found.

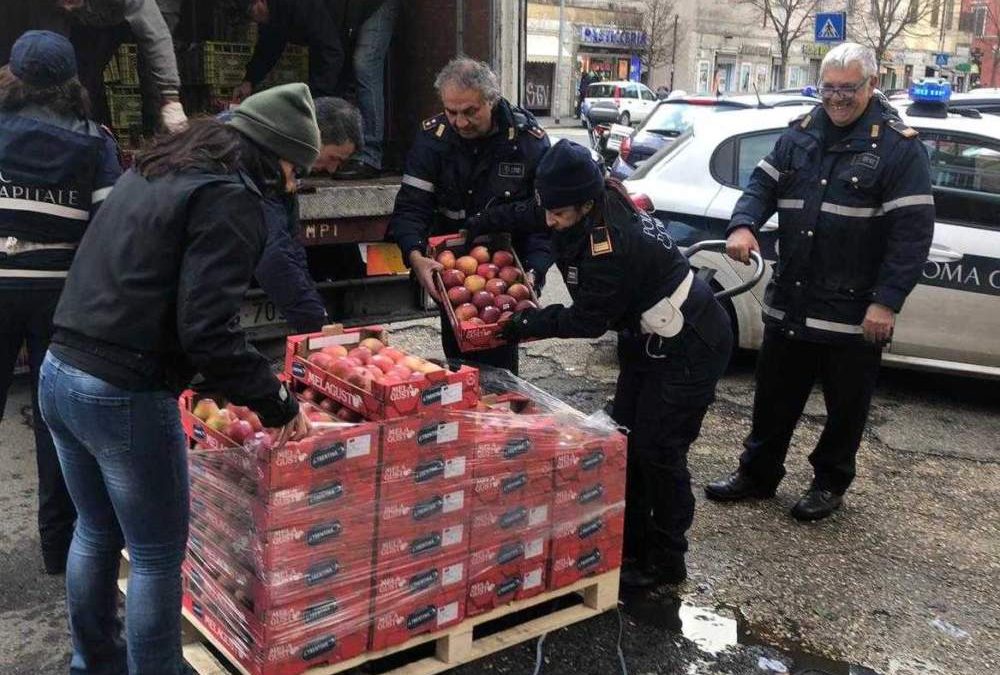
[642,103,736,137]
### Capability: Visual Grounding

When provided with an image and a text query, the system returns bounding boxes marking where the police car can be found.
[624,80,1000,378]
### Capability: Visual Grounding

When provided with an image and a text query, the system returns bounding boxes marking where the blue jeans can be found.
[353,0,399,169]
[38,353,189,675]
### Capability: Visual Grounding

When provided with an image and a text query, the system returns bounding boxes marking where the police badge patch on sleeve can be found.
[590,227,613,256]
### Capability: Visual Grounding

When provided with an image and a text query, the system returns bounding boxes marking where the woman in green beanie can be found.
[38,83,318,673]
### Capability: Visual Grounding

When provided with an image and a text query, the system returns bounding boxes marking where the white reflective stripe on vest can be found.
[401,174,435,193]
[777,199,804,209]
[756,159,780,182]
[820,202,882,218]
[92,187,113,203]
[0,198,88,221]
[881,194,935,212]
[762,304,864,334]
[0,269,70,278]
[440,208,466,220]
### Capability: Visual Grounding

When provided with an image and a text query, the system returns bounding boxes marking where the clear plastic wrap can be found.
[180,340,626,675]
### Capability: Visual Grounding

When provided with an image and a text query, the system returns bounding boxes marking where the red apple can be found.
[515,299,539,312]
[477,263,499,280]
[464,275,486,292]
[225,419,253,444]
[330,357,355,378]
[348,346,372,365]
[365,365,385,380]
[498,266,521,284]
[308,352,335,371]
[456,256,479,276]
[386,365,412,379]
[470,245,491,264]
[192,398,219,421]
[347,366,375,391]
[381,347,405,363]
[359,337,385,354]
[494,294,517,312]
[436,250,456,269]
[441,269,466,288]
[484,278,508,296]
[371,354,395,372]
[492,250,515,267]
[455,302,479,320]
[480,306,501,324]
[508,283,531,301]
[447,286,472,306]
[321,344,348,358]
[377,375,403,387]
[472,290,494,310]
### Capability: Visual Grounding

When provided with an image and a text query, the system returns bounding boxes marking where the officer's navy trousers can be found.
[739,327,882,495]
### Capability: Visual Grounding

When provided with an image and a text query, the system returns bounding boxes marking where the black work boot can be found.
[704,471,776,502]
[791,486,843,521]
[620,552,686,589]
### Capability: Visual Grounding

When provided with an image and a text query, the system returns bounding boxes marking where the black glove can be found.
[500,308,537,342]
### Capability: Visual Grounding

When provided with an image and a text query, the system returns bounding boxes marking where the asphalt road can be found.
[1,265,996,675]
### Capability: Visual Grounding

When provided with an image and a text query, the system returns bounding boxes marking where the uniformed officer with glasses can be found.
[705,42,934,521]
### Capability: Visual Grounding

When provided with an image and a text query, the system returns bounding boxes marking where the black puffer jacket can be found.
[52,169,298,427]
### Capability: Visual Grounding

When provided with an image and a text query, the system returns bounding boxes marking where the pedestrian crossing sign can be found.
[815,12,846,43]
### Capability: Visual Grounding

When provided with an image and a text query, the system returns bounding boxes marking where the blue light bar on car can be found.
[909,78,951,103]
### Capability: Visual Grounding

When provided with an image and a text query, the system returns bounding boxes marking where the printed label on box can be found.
[437,601,459,626]
[346,435,371,458]
[442,490,464,514]
[440,383,463,406]
[442,562,464,587]
[442,525,463,547]
[528,505,549,528]
[437,422,459,444]
[525,536,545,560]
[444,456,467,479]
[523,568,543,590]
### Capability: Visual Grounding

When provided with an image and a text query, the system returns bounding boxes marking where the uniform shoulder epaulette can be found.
[526,126,546,139]
[421,114,447,138]
[590,226,614,256]
[886,118,919,138]
[789,112,812,128]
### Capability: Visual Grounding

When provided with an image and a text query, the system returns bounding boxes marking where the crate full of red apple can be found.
[428,233,540,352]
[284,324,480,420]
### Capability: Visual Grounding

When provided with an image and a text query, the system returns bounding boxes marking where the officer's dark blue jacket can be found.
[254,195,327,333]
[0,106,121,288]
[729,97,934,343]
[388,98,553,278]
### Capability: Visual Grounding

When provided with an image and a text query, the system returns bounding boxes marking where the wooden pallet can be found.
[118,553,619,675]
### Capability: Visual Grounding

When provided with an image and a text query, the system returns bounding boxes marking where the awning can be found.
[527,34,560,63]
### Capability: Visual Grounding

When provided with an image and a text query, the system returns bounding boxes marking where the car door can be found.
[638,86,658,122]
[889,130,1000,368]
[622,84,640,119]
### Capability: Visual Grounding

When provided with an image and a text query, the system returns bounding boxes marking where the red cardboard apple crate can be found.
[380,411,475,465]
[553,434,628,488]
[471,425,558,477]
[471,464,552,511]
[549,504,625,590]
[183,570,370,675]
[186,529,374,622]
[428,232,541,353]
[376,483,469,539]
[470,492,551,549]
[373,551,467,617]
[284,325,480,420]
[378,444,470,503]
[552,474,627,523]
[466,528,550,617]
[369,588,465,652]
[375,518,469,569]
[180,390,380,492]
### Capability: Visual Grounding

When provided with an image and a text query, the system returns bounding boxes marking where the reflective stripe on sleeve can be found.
[401,174,435,193]
[776,199,804,209]
[756,159,780,181]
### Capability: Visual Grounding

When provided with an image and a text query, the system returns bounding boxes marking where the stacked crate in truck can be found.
[103,44,142,150]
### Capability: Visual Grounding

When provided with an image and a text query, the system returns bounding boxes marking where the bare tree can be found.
[740,0,822,88]
[849,0,938,66]
[976,3,1000,86]
[635,0,682,75]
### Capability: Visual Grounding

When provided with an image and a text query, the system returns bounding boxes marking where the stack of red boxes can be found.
[370,411,474,649]
[180,396,380,675]
[549,429,627,589]
[178,326,628,675]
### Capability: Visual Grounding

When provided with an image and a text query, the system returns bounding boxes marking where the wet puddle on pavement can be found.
[620,589,880,675]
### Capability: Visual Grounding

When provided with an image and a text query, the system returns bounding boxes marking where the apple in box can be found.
[441,269,465,289]
[436,250,456,269]
[498,266,521,284]
[484,278,507,296]
[464,275,486,293]
[477,263,499,280]
[455,256,478,276]
[492,250,515,268]
[469,245,491,264]
[447,286,472,306]
[480,306,501,324]
[455,303,478,321]
[494,294,516,313]
[508,283,531,301]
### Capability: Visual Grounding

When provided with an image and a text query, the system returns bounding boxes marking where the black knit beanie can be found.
[535,139,605,209]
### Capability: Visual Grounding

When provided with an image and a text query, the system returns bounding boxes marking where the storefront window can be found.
[739,63,752,92]
[788,66,804,89]
[697,61,711,93]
